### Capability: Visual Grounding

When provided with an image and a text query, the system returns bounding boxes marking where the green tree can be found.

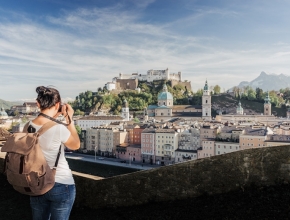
[21,116,29,124]
[256,87,263,101]
[75,125,82,140]
[13,110,19,116]
[133,117,140,123]
[74,109,84,116]
[213,85,221,94]
[247,88,256,101]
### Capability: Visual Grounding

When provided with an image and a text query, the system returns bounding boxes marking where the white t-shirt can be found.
[29,121,74,185]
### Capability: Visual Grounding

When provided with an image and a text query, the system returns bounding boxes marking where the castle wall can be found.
[170,80,192,91]
[117,70,183,83]
[115,79,138,90]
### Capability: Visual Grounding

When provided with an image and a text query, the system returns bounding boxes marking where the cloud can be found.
[1,1,290,101]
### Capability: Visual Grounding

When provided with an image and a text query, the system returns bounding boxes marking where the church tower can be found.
[236,101,243,115]
[121,99,130,121]
[264,92,271,116]
[202,80,211,120]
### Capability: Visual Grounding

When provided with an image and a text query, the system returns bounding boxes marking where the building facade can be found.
[141,128,156,164]
[155,129,178,165]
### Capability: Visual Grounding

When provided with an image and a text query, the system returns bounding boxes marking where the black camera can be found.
[58,103,66,112]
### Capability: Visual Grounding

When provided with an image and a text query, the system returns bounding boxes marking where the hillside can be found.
[72,80,193,114]
[0,99,21,110]
[212,93,286,117]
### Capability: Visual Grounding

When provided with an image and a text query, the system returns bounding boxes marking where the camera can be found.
[58,103,66,112]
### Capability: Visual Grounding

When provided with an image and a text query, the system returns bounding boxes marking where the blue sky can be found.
[1,0,290,101]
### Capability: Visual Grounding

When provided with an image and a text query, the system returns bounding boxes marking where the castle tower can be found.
[121,99,130,121]
[264,92,271,116]
[166,68,169,80]
[236,101,243,115]
[178,72,182,82]
[202,80,211,120]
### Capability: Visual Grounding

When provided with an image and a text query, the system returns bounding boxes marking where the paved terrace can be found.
[2,148,290,219]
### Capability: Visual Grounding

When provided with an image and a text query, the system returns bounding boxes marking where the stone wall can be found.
[170,80,192,91]
[1,146,290,210]
[115,79,138,90]
[74,145,290,209]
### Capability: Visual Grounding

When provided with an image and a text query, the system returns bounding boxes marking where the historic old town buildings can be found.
[81,80,290,166]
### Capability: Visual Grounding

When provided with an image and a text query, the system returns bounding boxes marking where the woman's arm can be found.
[63,104,80,150]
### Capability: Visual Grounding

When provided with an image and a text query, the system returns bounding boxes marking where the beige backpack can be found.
[1,121,61,196]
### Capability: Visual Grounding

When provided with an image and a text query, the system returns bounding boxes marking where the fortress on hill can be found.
[119,68,182,82]
[105,68,192,92]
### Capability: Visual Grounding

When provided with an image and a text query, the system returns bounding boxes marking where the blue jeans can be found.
[30,183,76,220]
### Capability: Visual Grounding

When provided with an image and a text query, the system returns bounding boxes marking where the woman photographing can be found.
[29,86,80,220]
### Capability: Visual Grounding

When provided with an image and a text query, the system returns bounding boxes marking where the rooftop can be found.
[172,105,202,110]
[78,115,124,120]
[155,128,176,133]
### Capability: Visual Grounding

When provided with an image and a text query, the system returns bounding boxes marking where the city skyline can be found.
[1,0,290,101]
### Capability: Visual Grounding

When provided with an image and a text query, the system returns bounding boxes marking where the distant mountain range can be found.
[0,99,22,110]
[236,72,290,91]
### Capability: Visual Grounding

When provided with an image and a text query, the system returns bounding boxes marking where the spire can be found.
[204,79,208,91]
[162,84,168,92]
[264,91,271,104]
[123,99,128,107]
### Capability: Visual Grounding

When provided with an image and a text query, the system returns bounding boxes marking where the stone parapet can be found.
[73,145,290,209]
[1,145,290,210]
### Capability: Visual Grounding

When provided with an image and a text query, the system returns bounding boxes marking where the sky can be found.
[1,0,290,101]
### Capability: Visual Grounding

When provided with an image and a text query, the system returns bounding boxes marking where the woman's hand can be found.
[63,104,74,119]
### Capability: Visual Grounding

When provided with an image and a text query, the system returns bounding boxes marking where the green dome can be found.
[158,92,173,100]
[158,84,173,100]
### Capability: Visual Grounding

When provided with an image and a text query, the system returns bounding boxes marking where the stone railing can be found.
[1,145,290,210]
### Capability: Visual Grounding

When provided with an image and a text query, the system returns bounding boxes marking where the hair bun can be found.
[35,85,61,111]
[36,86,52,95]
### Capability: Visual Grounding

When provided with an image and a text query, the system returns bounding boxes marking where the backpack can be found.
[1,121,61,196]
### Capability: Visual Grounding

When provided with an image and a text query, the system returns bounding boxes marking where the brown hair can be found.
[36,86,61,110]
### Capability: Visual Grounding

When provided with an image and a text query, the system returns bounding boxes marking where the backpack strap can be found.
[53,145,62,169]
[38,112,71,126]
[23,122,30,132]
[35,121,62,170]
[36,121,58,137]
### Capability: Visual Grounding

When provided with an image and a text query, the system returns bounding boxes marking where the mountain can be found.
[0,99,22,110]
[236,71,290,91]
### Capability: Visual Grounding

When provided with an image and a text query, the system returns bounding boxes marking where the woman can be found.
[29,86,80,220]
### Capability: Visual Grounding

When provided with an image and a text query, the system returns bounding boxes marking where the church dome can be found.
[158,84,173,100]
